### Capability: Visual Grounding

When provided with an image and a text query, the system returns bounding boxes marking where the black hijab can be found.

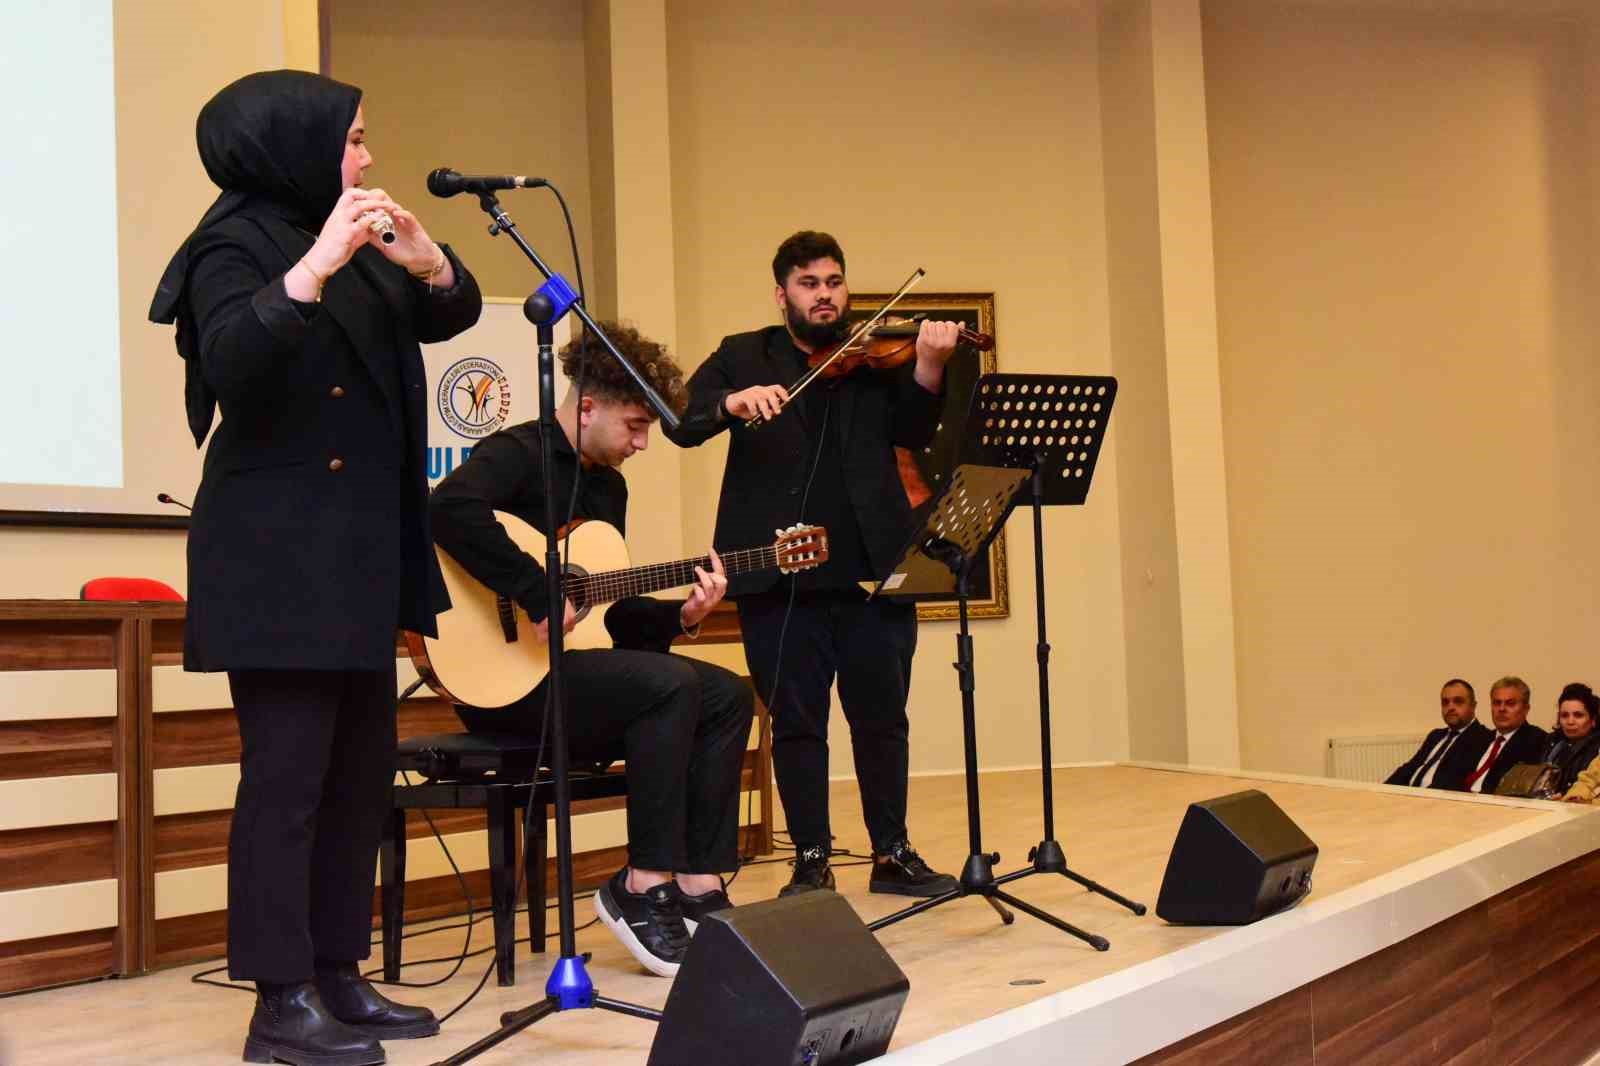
[149,70,362,445]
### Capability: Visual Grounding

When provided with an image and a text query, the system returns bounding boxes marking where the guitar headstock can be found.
[774,524,830,574]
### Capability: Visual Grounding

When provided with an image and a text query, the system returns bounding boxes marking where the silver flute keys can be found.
[361,209,397,245]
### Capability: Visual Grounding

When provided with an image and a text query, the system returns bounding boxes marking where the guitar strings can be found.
[564,539,824,604]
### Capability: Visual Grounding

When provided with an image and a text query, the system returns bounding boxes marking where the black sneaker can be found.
[594,868,690,977]
[779,845,836,898]
[869,841,959,897]
[678,879,733,933]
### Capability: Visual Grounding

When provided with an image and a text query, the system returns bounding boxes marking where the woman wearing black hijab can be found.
[151,70,481,1066]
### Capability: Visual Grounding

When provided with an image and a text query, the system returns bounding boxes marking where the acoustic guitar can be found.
[406,513,829,708]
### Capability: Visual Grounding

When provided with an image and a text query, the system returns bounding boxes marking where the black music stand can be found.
[865,464,1111,947]
[962,373,1143,927]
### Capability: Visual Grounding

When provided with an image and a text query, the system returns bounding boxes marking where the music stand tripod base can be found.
[865,464,1111,951]
[959,372,1146,922]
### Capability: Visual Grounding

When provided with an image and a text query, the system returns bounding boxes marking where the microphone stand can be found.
[476,191,679,433]
[429,192,669,1065]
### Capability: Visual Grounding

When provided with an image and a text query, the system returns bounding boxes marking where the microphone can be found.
[426,168,547,198]
[157,492,192,512]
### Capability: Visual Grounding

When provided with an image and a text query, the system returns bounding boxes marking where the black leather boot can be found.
[315,960,440,1039]
[242,980,385,1066]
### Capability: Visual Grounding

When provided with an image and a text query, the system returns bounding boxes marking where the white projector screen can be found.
[0,1,124,501]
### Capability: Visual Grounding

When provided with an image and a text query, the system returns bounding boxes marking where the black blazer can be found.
[1476,723,1551,795]
[668,326,943,597]
[1420,720,1496,791]
[181,213,481,671]
[1386,724,1475,787]
[1544,731,1600,795]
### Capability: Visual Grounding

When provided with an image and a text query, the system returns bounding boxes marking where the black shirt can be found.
[428,419,685,653]
[777,337,877,591]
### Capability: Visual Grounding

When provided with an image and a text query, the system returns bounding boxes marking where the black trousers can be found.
[736,588,918,853]
[226,668,397,982]
[456,650,753,873]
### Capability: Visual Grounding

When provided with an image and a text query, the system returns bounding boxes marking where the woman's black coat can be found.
[178,218,479,670]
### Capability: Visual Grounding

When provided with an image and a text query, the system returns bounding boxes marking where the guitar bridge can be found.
[495,594,518,643]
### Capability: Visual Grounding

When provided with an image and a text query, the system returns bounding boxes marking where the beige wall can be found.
[1205,1,1600,775]
[326,0,595,304]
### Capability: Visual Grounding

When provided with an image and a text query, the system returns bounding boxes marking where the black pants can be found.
[226,669,397,982]
[456,650,753,873]
[736,588,918,853]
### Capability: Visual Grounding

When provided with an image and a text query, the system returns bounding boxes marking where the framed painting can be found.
[848,290,1008,621]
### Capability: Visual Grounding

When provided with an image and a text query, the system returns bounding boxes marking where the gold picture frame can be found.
[849,290,1008,621]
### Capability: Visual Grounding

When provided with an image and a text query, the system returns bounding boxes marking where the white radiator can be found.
[1324,734,1425,783]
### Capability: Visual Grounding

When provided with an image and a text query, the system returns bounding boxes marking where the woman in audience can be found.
[1544,683,1600,801]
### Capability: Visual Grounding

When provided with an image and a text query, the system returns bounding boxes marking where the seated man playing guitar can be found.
[429,323,801,979]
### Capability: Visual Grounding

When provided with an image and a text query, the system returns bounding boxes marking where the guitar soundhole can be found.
[563,563,594,623]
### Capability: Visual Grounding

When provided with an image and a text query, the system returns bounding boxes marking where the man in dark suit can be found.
[1386,678,1492,789]
[1454,676,1548,795]
[668,231,961,899]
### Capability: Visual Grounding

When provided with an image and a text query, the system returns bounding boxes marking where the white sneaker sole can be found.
[594,886,681,978]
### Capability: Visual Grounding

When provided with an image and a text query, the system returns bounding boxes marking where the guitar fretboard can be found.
[568,545,787,606]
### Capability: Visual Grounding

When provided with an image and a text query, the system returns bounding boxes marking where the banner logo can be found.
[437,357,512,439]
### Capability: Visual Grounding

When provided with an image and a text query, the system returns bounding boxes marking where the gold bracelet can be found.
[297,258,326,303]
[409,246,447,292]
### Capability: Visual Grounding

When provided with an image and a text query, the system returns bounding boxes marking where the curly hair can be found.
[558,321,687,418]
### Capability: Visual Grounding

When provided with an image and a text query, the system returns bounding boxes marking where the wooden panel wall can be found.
[1134,849,1600,1066]
[0,603,153,995]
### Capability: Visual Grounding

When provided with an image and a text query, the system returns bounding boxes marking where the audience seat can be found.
[80,576,184,601]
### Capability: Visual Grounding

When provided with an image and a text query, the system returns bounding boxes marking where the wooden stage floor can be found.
[1,763,1591,1065]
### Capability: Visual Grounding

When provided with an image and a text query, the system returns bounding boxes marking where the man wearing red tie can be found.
[1454,676,1548,794]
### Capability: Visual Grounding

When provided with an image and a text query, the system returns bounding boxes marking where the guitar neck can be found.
[570,545,779,606]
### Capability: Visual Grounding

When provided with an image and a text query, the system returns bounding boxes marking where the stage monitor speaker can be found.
[1155,789,1318,925]
[647,891,909,1066]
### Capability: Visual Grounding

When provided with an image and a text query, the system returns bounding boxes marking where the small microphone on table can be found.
[157,493,192,512]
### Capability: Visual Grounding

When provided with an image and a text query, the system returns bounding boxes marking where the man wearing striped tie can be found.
[1384,679,1493,789]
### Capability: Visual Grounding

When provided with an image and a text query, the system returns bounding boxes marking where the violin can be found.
[804,314,994,381]
[748,267,990,427]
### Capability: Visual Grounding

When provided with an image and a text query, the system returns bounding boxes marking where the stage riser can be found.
[1135,849,1600,1066]
[148,824,771,969]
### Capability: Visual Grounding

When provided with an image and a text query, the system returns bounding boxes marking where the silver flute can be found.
[362,209,397,245]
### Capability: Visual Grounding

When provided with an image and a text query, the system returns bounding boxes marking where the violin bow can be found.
[747,266,927,428]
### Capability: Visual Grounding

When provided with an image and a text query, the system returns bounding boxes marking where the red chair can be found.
[79,577,184,602]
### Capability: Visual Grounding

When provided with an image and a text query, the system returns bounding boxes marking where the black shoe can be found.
[314,961,439,1040]
[778,845,836,898]
[869,841,959,897]
[242,981,385,1066]
[595,868,690,977]
[678,879,733,933]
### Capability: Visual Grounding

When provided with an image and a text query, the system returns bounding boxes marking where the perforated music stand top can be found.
[874,463,1029,599]
[957,373,1117,506]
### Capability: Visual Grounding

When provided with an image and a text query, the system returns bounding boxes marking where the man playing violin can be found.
[430,323,755,979]
[669,230,961,898]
